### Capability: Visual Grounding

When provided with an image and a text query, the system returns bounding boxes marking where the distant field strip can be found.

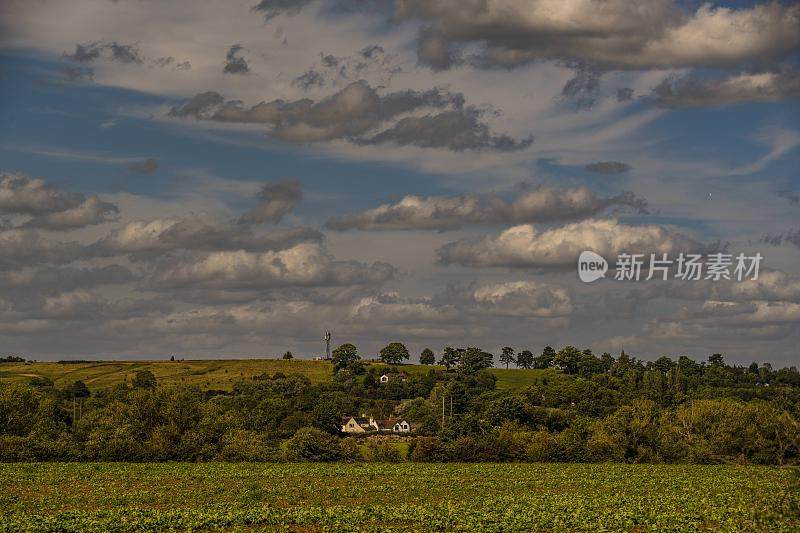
[0,463,796,531]
[0,360,557,390]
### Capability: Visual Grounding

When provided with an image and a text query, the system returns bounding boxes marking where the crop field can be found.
[0,463,796,531]
[0,359,333,390]
[0,359,556,391]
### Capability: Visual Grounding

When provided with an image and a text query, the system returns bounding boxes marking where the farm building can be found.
[379,371,408,383]
[341,415,412,434]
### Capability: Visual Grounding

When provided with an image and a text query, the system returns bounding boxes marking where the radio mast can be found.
[324,330,331,360]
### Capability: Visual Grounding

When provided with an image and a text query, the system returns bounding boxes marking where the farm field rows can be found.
[0,359,556,391]
[0,463,796,531]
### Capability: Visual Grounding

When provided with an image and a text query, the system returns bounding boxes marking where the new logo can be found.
[578,251,608,283]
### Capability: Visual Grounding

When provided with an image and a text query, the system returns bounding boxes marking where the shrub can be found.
[281,427,345,462]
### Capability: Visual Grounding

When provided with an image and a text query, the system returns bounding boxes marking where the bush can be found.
[409,437,449,462]
[364,440,403,462]
[217,430,274,461]
[281,427,346,462]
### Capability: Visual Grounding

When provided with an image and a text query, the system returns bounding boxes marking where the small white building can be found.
[341,416,373,433]
[379,372,408,384]
[392,420,411,433]
[341,415,412,434]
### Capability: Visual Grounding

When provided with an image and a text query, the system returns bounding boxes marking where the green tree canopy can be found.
[331,343,359,371]
[419,348,435,365]
[379,342,410,365]
[70,380,90,398]
[439,346,460,370]
[516,350,534,369]
[132,370,157,390]
[555,346,582,374]
[459,347,493,374]
[283,351,294,360]
[500,347,515,369]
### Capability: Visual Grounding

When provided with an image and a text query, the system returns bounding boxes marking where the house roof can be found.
[373,418,408,429]
[342,416,370,425]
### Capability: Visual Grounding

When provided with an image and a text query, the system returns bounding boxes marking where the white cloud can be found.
[437,219,706,269]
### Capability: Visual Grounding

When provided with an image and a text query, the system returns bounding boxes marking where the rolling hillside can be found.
[0,359,557,391]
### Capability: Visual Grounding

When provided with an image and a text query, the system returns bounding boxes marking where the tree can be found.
[169,355,175,362]
[652,356,675,374]
[283,351,294,360]
[379,342,410,365]
[280,427,346,462]
[419,348,435,365]
[516,350,534,369]
[459,347,493,374]
[500,347,515,369]
[708,353,725,368]
[439,346,459,370]
[331,343,359,372]
[132,370,157,390]
[70,380,90,398]
[534,346,556,369]
[555,346,582,374]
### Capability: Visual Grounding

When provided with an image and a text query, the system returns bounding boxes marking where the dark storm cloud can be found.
[64,41,143,65]
[616,88,635,102]
[253,0,314,21]
[559,63,601,110]
[293,69,325,91]
[223,44,251,75]
[108,42,143,64]
[169,81,527,151]
[63,42,101,63]
[127,158,159,174]
[326,186,647,231]
[238,179,303,224]
[762,228,800,249]
[585,161,632,174]
[651,68,800,108]
[396,1,800,72]
[354,109,533,152]
[291,45,403,91]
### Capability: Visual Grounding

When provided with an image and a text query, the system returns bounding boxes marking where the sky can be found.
[0,0,798,365]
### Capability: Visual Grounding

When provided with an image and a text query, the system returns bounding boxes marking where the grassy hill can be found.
[0,359,557,391]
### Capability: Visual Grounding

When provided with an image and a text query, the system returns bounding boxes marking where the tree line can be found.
[1,344,798,464]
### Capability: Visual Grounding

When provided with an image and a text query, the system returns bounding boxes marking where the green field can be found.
[0,463,796,531]
[0,359,556,391]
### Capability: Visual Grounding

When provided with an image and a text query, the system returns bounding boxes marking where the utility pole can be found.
[442,395,445,428]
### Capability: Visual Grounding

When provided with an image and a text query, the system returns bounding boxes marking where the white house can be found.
[341,416,373,433]
[392,420,411,433]
[341,415,412,434]
[379,372,408,384]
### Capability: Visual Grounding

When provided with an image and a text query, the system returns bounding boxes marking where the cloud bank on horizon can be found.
[0,0,798,365]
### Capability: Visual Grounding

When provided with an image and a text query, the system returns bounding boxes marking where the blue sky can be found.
[0,0,798,365]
